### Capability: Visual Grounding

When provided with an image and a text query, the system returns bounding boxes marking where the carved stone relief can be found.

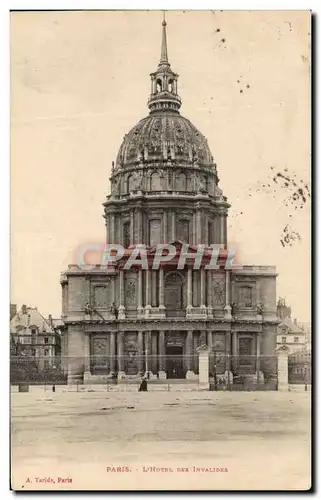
[111,177,121,196]
[212,274,225,306]
[92,338,108,367]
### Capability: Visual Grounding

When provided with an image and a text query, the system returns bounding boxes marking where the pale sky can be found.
[10,10,311,321]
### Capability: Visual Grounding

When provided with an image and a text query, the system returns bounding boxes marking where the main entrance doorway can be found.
[166,345,184,379]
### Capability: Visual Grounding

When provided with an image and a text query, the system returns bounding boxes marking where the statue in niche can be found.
[231,302,238,316]
[196,173,206,192]
[132,170,143,191]
[256,302,264,315]
[111,177,121,196]
[84,303,91,315]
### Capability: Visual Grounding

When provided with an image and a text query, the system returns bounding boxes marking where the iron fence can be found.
[11,353,279,391]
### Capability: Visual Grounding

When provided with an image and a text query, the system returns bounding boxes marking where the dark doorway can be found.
[166,345,184,379]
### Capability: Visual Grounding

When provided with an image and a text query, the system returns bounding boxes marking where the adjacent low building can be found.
[10,305,61,370]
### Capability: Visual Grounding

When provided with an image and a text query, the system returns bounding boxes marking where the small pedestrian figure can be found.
[138,377,148,392]
[52,385,56,393]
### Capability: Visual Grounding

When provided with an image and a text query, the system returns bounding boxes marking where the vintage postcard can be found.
[10,10,311,491]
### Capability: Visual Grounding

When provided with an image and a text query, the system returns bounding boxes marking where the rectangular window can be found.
[177,219,189,243]
[239,286,253,307]
[282,336,287,343]
[44,337,49,344]
[149,219,161,246]
[294,337,299,343]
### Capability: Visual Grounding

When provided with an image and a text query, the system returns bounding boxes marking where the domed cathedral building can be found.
[61,17,279,387]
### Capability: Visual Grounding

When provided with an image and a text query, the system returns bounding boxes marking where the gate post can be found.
[196,344,210,390]
[276,345,289,391]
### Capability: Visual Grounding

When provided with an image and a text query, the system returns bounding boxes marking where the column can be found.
[171,212,176,240]
[118,269,125,319]
[144,269,151,317]
[207,331,213,376]
[256,333,261,384]
[137,331,144,374]
[225,331,231,372]
[200,267,206,310]
[231,332,238,373]
[159,268,165,312]
[137,210,143,242]
[186,331,195,378]
[137,269,143,316]
[192,211,197,245]
[187,268,193,312]
[196,209,202,244]
[151,271,157,307]
[117,332,125,379]
[151,332,158,374]
[224,331,232,386]
[130,212,134,244]
[220,212,225,247]
[207,270,213,317]
[145,331,151,375]
[224,270,232,318]
[110,331,116,375]
[163,211,167,241]
[84,333,90,375]
[110,214,115,243]
[158,331,166,378]
[205,214,209,245]
[207,331,212,350]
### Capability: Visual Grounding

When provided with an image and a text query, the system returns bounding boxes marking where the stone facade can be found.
[61,19,279,386]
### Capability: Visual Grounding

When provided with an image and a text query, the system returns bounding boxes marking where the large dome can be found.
[116,113,214,169]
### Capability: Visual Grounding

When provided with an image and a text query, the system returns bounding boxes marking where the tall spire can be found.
[148,12,181,114]
[160,11,169,65]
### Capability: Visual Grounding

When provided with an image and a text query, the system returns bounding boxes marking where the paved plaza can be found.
[11,388,311,491]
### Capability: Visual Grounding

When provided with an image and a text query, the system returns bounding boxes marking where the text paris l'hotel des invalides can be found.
[60,17,279,385]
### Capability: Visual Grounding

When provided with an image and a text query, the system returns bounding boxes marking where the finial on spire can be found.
[160,11,169,64]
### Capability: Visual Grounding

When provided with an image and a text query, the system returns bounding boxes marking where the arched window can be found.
[175,172,186,191]
[127,175,132,193]
[156,79,162,93]
[164,272,185,315]
[168,79,173,92]
[150,172,162,191]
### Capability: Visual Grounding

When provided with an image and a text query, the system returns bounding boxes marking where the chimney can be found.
[48,314,53,327]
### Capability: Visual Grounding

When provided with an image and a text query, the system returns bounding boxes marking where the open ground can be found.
[11,389,311,491]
